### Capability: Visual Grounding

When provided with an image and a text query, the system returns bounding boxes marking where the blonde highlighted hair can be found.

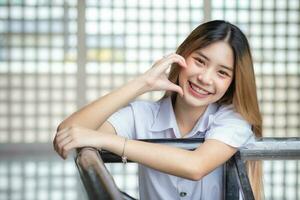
[161,20,264,200]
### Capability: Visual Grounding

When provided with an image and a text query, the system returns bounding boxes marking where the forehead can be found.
[192,41,234,68]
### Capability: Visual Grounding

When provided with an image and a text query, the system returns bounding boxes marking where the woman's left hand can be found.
[53,125,104,159]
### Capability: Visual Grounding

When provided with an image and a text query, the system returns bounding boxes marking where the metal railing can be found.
[74,138,300,200]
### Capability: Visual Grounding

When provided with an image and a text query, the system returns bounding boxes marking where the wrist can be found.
[102,135,128,164]
[129,75,152,95]
[99,133,111,149]
[100,134,125,156]
[121,138,128,164]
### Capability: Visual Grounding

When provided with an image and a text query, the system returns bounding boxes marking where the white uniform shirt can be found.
[107,96,255,200]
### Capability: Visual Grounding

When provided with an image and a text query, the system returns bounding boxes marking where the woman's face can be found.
[178,41,234,108]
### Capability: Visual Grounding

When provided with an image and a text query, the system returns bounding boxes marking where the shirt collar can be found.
[150,96,218,138]
[150,96,174,132]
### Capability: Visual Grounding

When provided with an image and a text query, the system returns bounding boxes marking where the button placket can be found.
[177,179,189,199]
[179,191,187,197]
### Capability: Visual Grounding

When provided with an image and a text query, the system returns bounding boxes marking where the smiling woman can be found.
[178,41,234,109]
[163,20,263,199]
[53,20,263,200]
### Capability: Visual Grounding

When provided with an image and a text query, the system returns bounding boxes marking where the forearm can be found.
[58,76,149,131]
[102,134,201,180]
[57,53,186,132]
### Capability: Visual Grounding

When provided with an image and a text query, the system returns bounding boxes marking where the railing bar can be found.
[233,152,255,200]
[75,138,300,200]
[97,138,300,162]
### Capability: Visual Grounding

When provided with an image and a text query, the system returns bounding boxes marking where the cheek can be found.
[216,78,232,93]
[182,64,197,77]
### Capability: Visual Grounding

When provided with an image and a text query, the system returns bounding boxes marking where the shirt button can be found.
[180,192,187,197]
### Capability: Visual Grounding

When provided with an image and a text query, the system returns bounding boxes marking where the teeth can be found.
[190,82,209,95]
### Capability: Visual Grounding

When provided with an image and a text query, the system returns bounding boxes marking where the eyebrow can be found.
[195,51,233,71]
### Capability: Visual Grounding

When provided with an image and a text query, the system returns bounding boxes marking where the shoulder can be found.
[129,99,160,113]
[129,98,160,108]
[128,98,160,120]
[206,103,255,149]
[107,99,160,139]
[212,104,251,128]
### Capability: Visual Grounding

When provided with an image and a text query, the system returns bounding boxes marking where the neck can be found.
[173,95,207,135]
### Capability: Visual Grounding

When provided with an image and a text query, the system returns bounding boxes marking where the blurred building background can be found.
[0,0,299,199]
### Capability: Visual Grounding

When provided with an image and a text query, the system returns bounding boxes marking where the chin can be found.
[183,94,211,108]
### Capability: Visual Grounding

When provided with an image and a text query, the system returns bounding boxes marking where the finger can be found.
[166,54,186,65]
[62,141,78,159]
[175,86,184,98]
[156,53,186,69]
[169,54,187,68]
[56,127,70,136]
[179,56,188,68]
[167,54,187,68]
[54,131,70,152]
[53,132,63,151]
[154,53,174,66]
[57,135,72,156]
[158,56,187,73]
[167,82,184,97]
[162,53,175,59]
[54,127,72,143]
[56,131,70,143]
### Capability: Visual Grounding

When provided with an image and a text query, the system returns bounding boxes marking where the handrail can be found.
[75,148,131,200]
[75,137,300,200]
[240,137,300,160]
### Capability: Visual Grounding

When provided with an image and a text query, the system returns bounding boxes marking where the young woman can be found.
[53,20,263,200]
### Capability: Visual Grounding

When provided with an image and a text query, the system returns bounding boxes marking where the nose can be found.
[197,68,213,85]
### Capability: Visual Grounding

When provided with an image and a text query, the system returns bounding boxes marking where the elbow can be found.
[189,171,204,182]
[182,154,206,181]
[56,120,70,132]
[186,165,205,181]
[57,120,79,132]
[56,123,64,132]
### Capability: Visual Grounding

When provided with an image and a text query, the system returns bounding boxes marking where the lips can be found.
[188,81,212,95]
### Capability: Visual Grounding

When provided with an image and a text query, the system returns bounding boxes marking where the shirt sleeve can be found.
[205,104,255,149]
[107,102,136,139]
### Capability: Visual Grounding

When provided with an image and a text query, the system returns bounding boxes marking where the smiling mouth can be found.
[188,81,212,95]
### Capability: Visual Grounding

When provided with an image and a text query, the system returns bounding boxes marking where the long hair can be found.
[161,20,264,200]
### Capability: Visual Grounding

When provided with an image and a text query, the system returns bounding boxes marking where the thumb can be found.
[168,84,184,97]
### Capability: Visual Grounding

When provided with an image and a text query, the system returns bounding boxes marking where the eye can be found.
[218,70,230,77]
[195,57,205,65]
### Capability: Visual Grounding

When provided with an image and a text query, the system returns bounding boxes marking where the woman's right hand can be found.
[140,53,187,97]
